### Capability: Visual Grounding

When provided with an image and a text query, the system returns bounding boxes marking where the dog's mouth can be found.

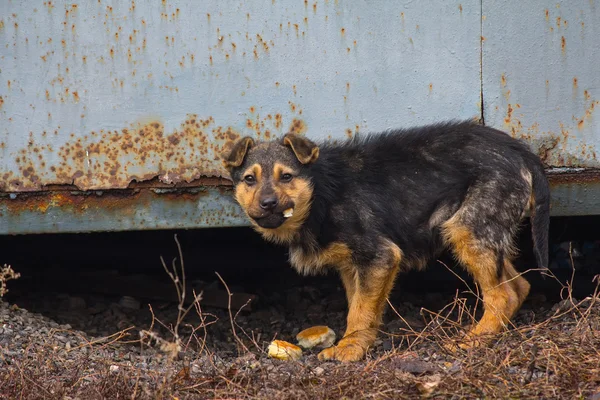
[250,206,295,229]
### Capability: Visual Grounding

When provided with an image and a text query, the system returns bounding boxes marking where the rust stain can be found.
[573,77,578,88]
[428,83,433,93]
[0,96,3,109]
[7,115,246,192]
[501,73,507,87]
[274,114,282,129]
[548,170,600,186]
[561,36,566,54]
[545,9,549,21]
[509,97,599,166]
[504,103,514,126]
[341,27,345,36]
[288,119,307,135]
[3,179,232,217]
[459,4,463,13]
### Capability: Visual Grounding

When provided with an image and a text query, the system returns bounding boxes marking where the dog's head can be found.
[222,133,319,242]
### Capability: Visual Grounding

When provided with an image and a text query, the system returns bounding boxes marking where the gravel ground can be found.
[1,227,600,398]
[2,265,600,399]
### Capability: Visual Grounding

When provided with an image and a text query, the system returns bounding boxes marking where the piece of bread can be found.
[296,326,336,349]
[267,340,303,361]
[283,208,294,218]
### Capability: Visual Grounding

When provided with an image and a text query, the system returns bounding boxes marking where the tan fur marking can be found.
[234,164,262,219]
[290,241,352,275]
[283,135,320,164]
[256,177,314,245]
[319,242,401,362]
[442,217,528,344]
[338,266,357,305]
[273,162,295,182]
[521,168,536,213]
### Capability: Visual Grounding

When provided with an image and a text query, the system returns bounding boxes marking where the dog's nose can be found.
[259,196,278,210]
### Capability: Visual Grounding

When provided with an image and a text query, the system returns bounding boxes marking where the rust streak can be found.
[7,115,242,192]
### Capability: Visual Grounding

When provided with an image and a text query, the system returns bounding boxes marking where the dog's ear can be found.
[283,133,319,164]
[222,136,255,170]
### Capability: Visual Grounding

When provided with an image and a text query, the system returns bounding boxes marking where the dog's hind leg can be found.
[318,242,401,362]
[443,217,527,347]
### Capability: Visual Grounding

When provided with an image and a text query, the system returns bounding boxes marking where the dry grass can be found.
[0,264,20,298]
[1,240,600,399]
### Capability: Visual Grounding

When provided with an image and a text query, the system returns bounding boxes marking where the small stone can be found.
[109,365,119,373]
[191,363,202,374]
[314,366,325,376]
[55,335,67,343]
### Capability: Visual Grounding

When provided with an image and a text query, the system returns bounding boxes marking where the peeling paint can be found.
[484,0,599,169]
[0,1,492,233]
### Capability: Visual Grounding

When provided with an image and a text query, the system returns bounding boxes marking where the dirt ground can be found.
[1,225,600,399]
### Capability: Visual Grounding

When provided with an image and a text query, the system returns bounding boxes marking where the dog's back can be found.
[310,120,549,271]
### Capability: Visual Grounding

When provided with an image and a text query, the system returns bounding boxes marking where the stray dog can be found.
[222,120,550,362]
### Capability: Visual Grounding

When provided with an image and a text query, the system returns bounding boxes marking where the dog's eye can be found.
[280,173,293,182]
[243,175,255,185]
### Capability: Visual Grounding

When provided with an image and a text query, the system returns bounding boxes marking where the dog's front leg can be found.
[319,262,400,362]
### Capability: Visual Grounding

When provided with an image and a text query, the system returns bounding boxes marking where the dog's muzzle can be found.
[250,204,295,229]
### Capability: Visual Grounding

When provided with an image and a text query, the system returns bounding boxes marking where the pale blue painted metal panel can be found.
[0,0,482,233]
[482,0,600,168]
[0,187,249,235]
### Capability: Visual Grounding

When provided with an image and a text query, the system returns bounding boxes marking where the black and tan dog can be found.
[222,120,550,362]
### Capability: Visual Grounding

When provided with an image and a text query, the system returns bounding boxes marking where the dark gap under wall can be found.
[1,215,599,306]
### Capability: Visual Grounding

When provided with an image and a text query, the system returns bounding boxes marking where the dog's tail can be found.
[528,160,550,274]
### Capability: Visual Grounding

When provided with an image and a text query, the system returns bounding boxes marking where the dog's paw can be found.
[317,342,365,362]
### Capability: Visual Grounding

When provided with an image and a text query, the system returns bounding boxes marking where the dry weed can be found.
[1,241,600,399]
[0,264,20,298]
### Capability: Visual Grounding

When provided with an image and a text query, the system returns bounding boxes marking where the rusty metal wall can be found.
[0,0,482,234]
[482,0,599,168]
[0,1,598,235]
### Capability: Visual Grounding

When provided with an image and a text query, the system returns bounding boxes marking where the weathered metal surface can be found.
[482,1,600,168]
[0,180,248,235]
[1,169,597,235]
[547,169,600,216]
[2,1,600,235]
[0,0,481,194]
